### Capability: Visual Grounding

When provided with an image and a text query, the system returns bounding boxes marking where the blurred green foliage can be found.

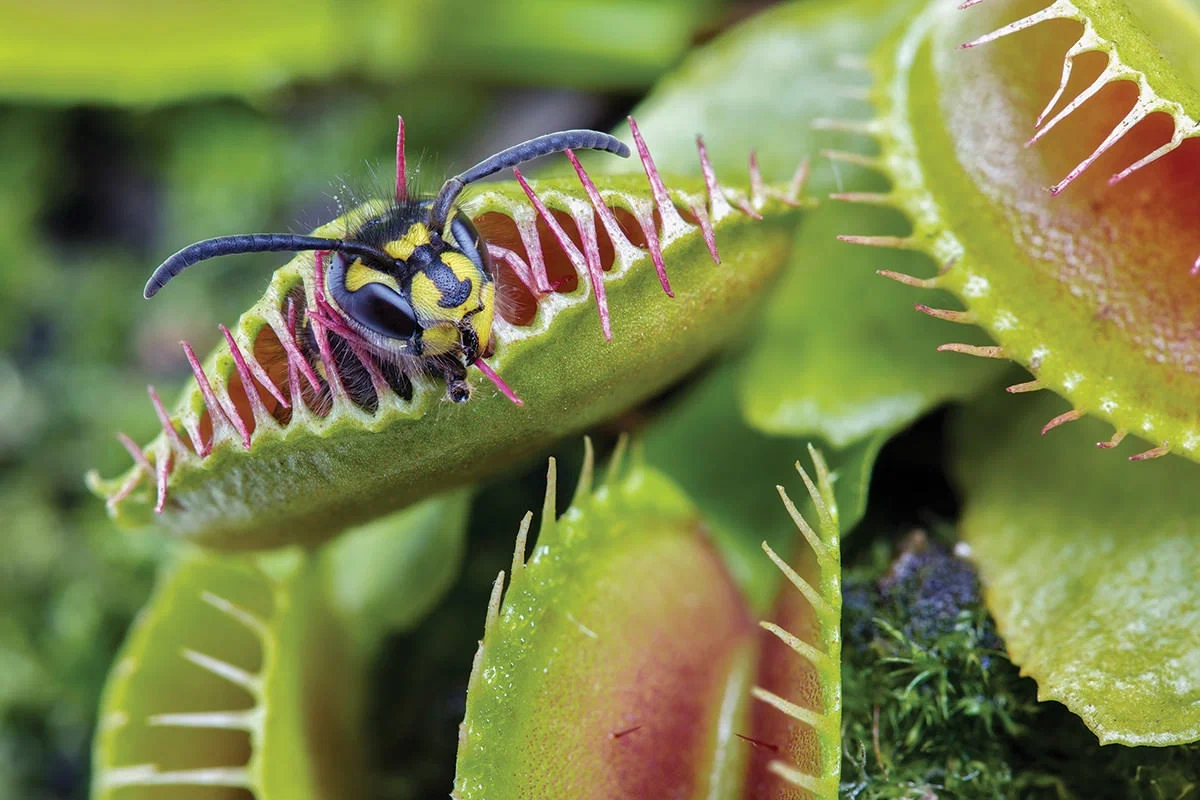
[0,0,722,104]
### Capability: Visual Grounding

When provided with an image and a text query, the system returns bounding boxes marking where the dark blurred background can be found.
[0,2,793,798]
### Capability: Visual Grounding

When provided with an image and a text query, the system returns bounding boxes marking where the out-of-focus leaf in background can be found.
[0,0,724,105]
[323,491,473,655]
[0,480,162,800]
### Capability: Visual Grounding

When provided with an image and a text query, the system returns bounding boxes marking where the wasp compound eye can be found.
[341,278,420,340]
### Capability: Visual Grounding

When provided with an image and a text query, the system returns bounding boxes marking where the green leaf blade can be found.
[955,392,1200,745]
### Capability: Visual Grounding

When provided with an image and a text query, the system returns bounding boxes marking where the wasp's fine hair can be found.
[144,128,629,299]
[427,129,630,232]
[144,234,394,299]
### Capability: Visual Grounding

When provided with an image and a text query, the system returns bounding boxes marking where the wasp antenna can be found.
[145,234,339,298]
[428,129,630,233]
[144,234,396,298]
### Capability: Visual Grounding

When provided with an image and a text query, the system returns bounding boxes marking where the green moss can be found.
[841,531,1200,800]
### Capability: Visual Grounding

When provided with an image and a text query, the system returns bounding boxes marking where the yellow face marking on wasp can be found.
[344,259,400,292]
[410,272,454,321]
[410,252,486,320]
[384,222,431,261]
[440,252,478,295]
[472,281,496,348]
[418,324,458,357]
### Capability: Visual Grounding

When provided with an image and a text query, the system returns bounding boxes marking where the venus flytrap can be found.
[814,0,1200,744]
[87,122,808,550]
[454,442,844,799]
[91,549,366,800]
[841,0,1200,462]
[91,491,471,800]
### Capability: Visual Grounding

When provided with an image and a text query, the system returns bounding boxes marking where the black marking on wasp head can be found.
[142,118,630,404]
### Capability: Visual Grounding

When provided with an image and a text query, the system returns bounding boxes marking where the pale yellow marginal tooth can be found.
[1006,379,1045,394]
[200,591,269,640]
[1042,408,1085,435]
[604,433,630,487]
[98,765,252,789]
[766,762,823,793]
[876,269,941,289]
[937,343,1007,359]
[148,709,259,730]
[838,234,917,249]
[915,304,976,324]
[822,149,880,169]
[811,118,879,135]
[760,542,833,618]
[1097,428,1128,449]
[181,649,260,694]
[774,487,828,563]
[959,0,1077,49]
[511,512,532,576]
[751,687,829,730]
[483,571,505,639]
[803,444,838,535]
[828,191,893,205]
[784,157,811,205]
[759,620,834,670]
